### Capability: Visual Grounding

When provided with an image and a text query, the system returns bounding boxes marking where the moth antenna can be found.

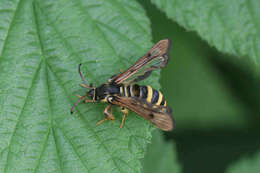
[78,64,92,89]
[70,95,86,114]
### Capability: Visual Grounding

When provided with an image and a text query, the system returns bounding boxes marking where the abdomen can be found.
[119,84,167,106]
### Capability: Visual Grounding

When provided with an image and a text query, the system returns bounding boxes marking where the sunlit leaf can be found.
[0,0,162,172]
[151,0,260,63]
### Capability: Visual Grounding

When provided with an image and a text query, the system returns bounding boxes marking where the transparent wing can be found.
[109,39,170,84]
[111,96,174,131]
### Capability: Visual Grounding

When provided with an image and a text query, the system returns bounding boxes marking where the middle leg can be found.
[96,104,115,126]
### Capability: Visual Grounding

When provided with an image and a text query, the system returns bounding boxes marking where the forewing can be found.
[109,39,170,84]
[111,96,174,131]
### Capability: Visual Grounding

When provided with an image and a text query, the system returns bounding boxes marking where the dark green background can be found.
[140,1,260,173]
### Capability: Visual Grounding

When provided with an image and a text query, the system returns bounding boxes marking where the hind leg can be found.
[120,107,129,128]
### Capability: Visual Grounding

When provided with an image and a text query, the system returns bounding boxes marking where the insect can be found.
[71,39,174,131]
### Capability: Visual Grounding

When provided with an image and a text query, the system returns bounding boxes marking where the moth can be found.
[71,39,174,131]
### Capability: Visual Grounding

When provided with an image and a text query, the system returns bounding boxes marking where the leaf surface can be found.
[226,151,260,173]
[142,130,181,173]
[151,0,260,63]
[0,0,161,172]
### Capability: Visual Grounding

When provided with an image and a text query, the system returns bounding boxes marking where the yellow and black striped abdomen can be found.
[119,84,167,106]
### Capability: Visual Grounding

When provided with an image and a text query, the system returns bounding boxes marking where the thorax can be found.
[95,83,120,101]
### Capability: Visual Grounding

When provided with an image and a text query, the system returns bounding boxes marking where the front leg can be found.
[76,95,96,103]
[96,104,115,126]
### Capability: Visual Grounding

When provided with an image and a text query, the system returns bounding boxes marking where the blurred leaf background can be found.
[141,0,260,173]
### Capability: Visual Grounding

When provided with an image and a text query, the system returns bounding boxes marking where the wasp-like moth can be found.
[71,39,174,131]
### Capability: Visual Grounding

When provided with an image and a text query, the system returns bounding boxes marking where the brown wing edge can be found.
[161,38,171,67]
[111,96,175,131]
[151,106,175,131]
[151,38,171,68]
[108,38,171,84]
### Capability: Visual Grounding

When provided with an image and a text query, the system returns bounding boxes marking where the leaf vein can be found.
[245,0,259,61]
[31,5,57,171]
[108,0,147,33]
[213,4,237,54]
[55,126,90,173]
[3,59,43,173]
[74,0,123,63]
[51,128,64,173]
[94,20,143,51]
[0,0,21,58]
[33,129,51,173]
[46,62,124,173]
[36,3,96,80]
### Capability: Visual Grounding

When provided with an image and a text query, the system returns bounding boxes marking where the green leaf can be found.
[142,130,181,173]
[226,151,260,173]
[0,0,162,172]
[151,0,260,63]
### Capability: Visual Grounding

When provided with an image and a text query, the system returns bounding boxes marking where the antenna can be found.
[70,95,86,114]
[78,64,93,89]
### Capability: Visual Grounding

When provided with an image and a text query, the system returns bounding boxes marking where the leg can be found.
[70,95,86,114]
[80,83,93,89]
[76,95,96,103]
[96,105,115,126]
[120,107,129,128]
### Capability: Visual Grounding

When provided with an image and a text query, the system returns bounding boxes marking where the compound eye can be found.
[106,96,114,103]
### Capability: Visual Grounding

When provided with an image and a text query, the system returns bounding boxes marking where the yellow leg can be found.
[96,118,108,126]
[120,107,129,128]
[80,83,93,89]
[96,105,115,126]
[76,94,82,98]
[76,95,96,103]
[80,83,90,88]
